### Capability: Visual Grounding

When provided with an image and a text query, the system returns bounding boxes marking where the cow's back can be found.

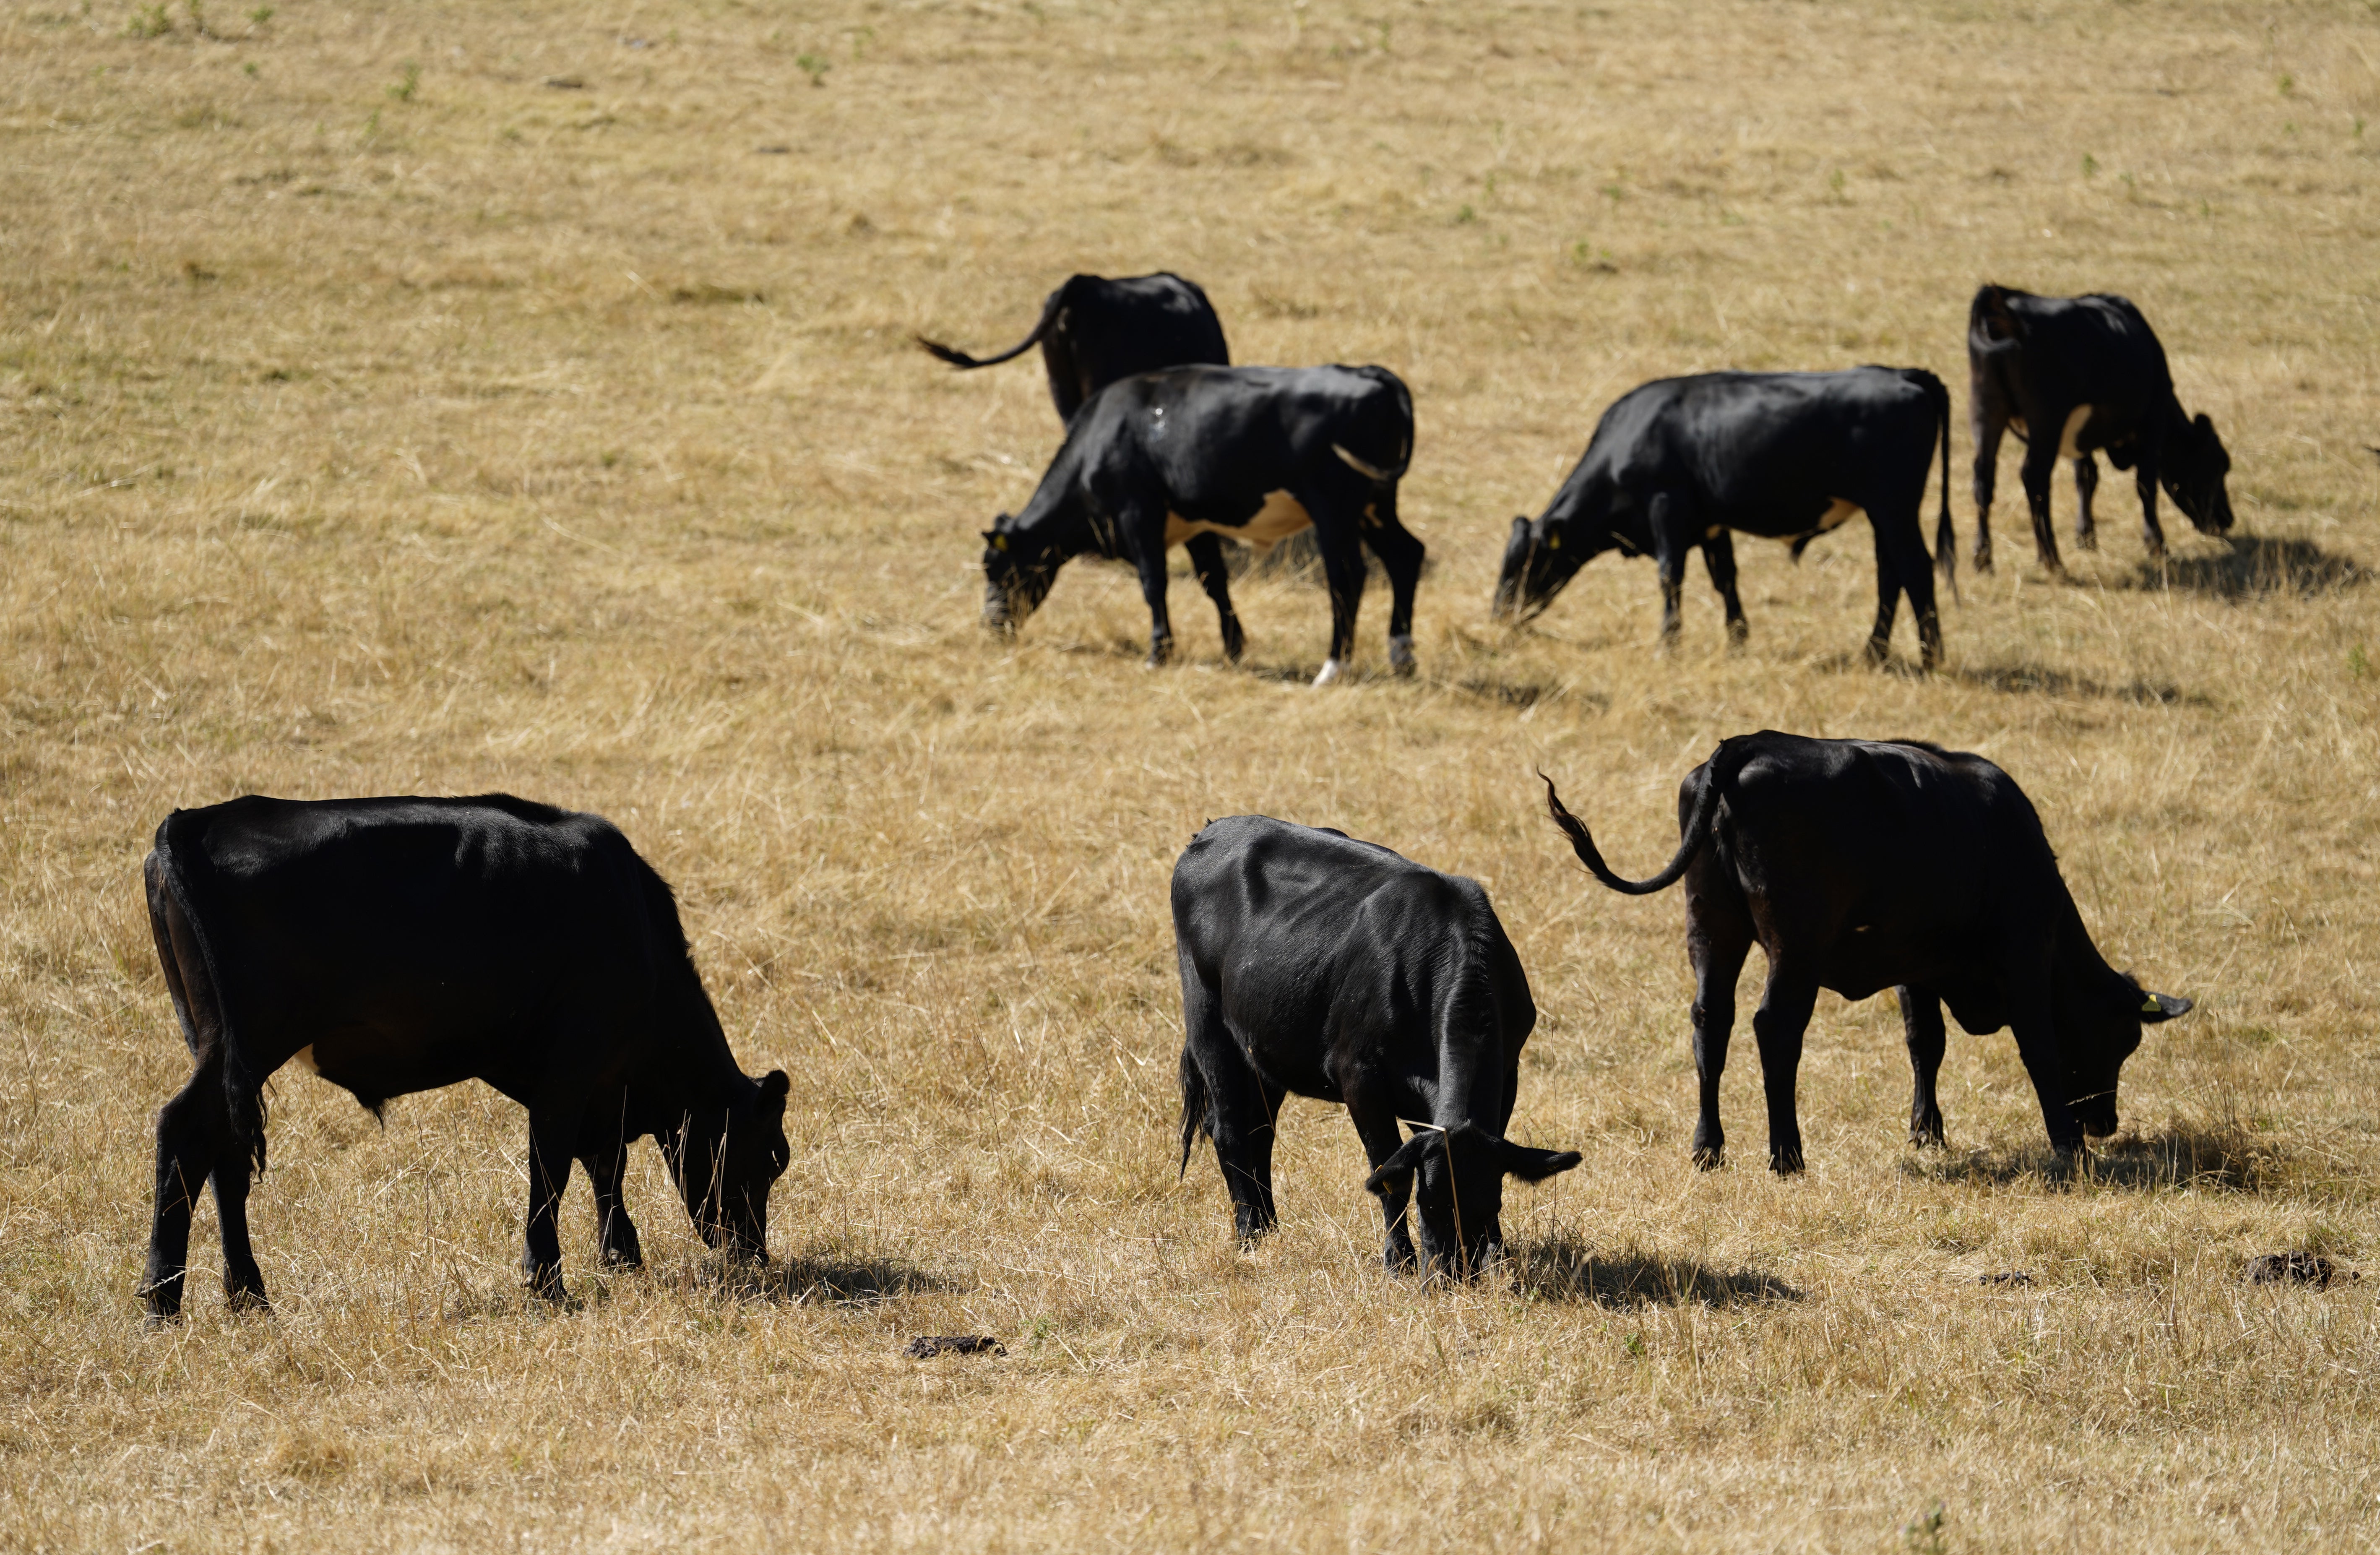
[156,795,674,1060]
[1173,817,1523,1075]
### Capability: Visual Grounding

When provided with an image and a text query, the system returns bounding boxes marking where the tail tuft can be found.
[1178,1050,1211,1180]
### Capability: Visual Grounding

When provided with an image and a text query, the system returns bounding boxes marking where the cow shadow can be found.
[760,1251,959,1306]
[1511,1235,1802,1308]
[2125,535,2368,599]
[1950,662,2208,706]
[1897,1122,2293,1194]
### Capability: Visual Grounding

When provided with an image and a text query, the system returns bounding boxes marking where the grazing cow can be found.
[1172,816,1581,1273]
[1540,733,2192,1173]
[981,364,1420,686]
[1492,367,1955,671]
[1968,284,2236,573]
[139,795,791,1318]
[917,271,1230,425]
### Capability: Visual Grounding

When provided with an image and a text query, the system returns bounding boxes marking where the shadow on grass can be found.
[1898,1117,2297,1194]
[2124,535,2368,599]
[1951,662,2209,706]
[759,1251,959,1306]
[1513,1235,1801,1308]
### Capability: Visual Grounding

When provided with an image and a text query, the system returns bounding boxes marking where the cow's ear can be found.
[2193,413,2213,435]
[1363,1130,1441,1198]
[2137,991,2193,1024]
[758,1070,790,1112]
[1493,1138,1583,1182]
[1510,515,1530,534]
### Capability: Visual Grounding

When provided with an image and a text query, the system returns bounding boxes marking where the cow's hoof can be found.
[1972,550,1995,576]
[600,1250,643,1271]
[1690,1146,1725,1172]
[224,1287,271,1315]
[1726,621,1749,650]
[2075,529,2098,552]
[1221,632,1246,664]
[1862,639,1890,668]
[1769,1147,1806,1176]
[1312,658,1344,688]
[1909,1117,1946,1149]
[1387,634,1415,677]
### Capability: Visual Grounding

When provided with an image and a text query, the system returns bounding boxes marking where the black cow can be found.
[1492,367,1955,672]
[1541,733,2193,1173]
[1173,816,1581,1273]
[918,271,1231,425]
[138,795,791,1319]
[981,364,1421,685]
[1968,284,2236,573]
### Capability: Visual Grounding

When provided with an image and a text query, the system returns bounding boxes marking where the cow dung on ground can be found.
[2243,1252,2355,1288]
[905,1335,1005,1358]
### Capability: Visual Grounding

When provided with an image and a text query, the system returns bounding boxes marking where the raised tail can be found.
[152,812,266,1176]
[1540,740,1747,896]
[915,282,1067,371]
[1178,1048,1211,1180]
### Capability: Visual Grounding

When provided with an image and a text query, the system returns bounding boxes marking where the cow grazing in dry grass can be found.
[140,794,789,1319]
[1967,283,2236,573]
[917,271,1229,425]
[1172,815,1581,1275]
[1542,733,2193,1173]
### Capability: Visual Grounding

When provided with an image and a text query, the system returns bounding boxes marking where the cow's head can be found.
[2160,413,2234,536]
[666,1069,792,1263]
[1491,513,1600,622]
[981,518,1060,633]
[2064,976,2191,1141]
[1364,1122,1581,1275]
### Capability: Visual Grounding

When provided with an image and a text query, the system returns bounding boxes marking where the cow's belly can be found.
[1166,490,1312,554]
[1766,497,1861,545]
[2008,404,2094,458]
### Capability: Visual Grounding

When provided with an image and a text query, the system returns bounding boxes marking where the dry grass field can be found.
[4,0,2379,1547]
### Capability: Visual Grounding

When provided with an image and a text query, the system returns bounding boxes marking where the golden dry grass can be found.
[3,0,2379,1548]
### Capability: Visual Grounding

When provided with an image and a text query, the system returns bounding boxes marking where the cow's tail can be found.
[1908,366,1958,602]
[1178,1047,1211,1180]
[915,282,1067,371]
[1541,739,1750,896]
[153,813,267,1176]
[1967,283,2024,358]
[1335,365,1415,483]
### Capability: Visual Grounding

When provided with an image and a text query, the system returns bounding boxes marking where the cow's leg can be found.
[1897,985,1948,1147]
[1359,488,1425,677]
[1345,1092,1420,1272]
[583,1136,643,1271]
[1646,490,1693,647]
[1868,513,1943,672]
[1749,958,1820,1175]
[2071,454,2099,552]
[1685,866,1754,1170]
[2134,457,2169,561]
[209,1144,267,1312]
[2018,434,2064,575]
[1181,971,1284,1241]
[1702,529,1749,646]
[143,1065,218,1320]
[522,1097,585,1300]
[1969,392,2006,575]
[143,860,268,1318]
[1310,509,1369,686]
[1182,532,1246,663]
[1122,503,1176,668]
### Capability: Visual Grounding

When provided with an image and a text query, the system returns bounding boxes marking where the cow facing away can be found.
[981,364,1421,687]
[1540,733,2192,1173]
[1492,367,1955,672]
[917,271,1230,425]
[138,795,790,1319]
[1172,816,1581,1274]
[1968,284,2236,573]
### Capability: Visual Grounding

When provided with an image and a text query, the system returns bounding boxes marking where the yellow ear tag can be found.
[2142,995,2161,1013]
[991,534,1008,551]
[1547,532,1561,550]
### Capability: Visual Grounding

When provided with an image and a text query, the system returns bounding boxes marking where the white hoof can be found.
[1312,658,1344,688]
[1388,633,1415,673]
